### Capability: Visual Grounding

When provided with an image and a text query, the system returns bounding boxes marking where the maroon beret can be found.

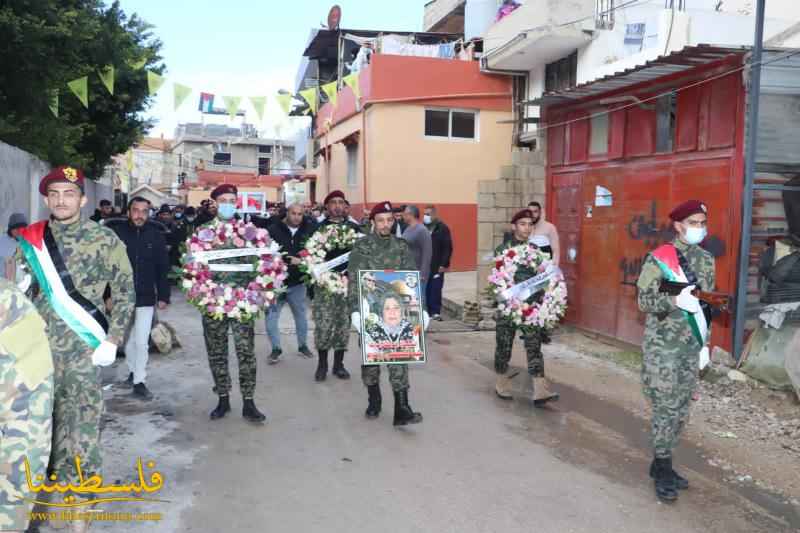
[511,209,534,224]
[324,190,345,205]
[369,201,393,220]
[669,200,707,222]
[39,165,85,196]
[210,184,238,200]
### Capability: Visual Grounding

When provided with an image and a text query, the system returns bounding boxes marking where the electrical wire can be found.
[533,47,800,134]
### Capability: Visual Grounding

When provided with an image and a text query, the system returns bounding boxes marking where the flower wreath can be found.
[298,223,362,295]
[487,243,568,330]
[181,219,288,322]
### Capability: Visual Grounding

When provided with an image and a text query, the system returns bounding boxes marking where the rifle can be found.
[659,280,732,313]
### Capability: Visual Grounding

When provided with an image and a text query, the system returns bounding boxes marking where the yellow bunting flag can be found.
[129,57,147,70]
[147,71,165,95]
[98,65,114,95]
[321,81,338,108]
[276,93,293,115]
[48,90,59,118]
[222,96,242,120]
[248,96,267,122]
[173,83,192,110]
[67,76,89,108]
[299,87,318,115]
[343,72,361,100]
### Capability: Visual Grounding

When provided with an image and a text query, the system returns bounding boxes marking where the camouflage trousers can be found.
[361,364,409,391]
[494,319,545,376]
[0,356,53,531]
[201,315,257,399]
[642,348,697,458]
[50,346,103,487]
[311,290,350,351]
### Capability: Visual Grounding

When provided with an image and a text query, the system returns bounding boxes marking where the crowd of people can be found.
[0,162,713,532]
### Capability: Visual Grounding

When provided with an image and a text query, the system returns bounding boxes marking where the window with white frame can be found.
[213,152,231,166]
[425,108,478,140]
[346,143,358,187]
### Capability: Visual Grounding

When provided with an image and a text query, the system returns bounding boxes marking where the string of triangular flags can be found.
[48,57,362,121]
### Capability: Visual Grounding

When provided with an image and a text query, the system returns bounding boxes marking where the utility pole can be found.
[733,0,766,360]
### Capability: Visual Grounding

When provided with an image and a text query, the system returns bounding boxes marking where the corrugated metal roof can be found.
[539,45,752,105]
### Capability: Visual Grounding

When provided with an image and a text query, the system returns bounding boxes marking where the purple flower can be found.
[244,225,258,241]
[198,228,215,242]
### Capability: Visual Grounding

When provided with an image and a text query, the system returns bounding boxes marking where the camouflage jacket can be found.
[16,218,135,347]
[0,278,53,389]
[636,238,715,353]
[347,233,417,314]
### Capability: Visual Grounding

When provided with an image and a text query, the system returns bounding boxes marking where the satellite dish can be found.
[327,5,341,30]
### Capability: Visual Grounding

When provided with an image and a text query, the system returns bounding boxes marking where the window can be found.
[656,92,676,153]
[589,112,609,155]
[258,157,270,175]
[213,152,231,166]
[346,143,358,187]
[425,109,478,140]
[545,51,578,93]
[258,145,272,154]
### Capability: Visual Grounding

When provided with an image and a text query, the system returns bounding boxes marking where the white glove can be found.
[350,312,362,332]
[698,346,710,370]
[91,341,117,367]
[676,285,700,313]
[423,311,430,331]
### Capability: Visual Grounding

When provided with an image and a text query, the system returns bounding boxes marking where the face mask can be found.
[175,213,183,219]
[186,216,196,223]
[423,215,432,225]
[218,203,236,220]
[683,226,707,245]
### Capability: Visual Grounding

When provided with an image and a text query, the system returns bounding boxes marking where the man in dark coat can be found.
[424,205,453,320]
[262,203,316,363]
[106,196,170,399]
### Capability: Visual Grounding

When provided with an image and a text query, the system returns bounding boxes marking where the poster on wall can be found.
[357,270,427,365]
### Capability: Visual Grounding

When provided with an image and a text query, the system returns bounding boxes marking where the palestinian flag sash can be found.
[17,221,108,349]
[651,243,708,346]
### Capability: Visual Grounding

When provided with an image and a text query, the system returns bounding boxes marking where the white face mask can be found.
[683,226,707,245]
[423,215,432,225]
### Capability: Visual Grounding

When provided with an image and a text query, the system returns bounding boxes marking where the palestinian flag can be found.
[16,221,107,349]
[199,92,215,113]
[651,243,708,346]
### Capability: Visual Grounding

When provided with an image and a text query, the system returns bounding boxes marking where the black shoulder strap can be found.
[43,223,109,333]
[675,247,700,289]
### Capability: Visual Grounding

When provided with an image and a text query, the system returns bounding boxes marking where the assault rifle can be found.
[659,280,732,313]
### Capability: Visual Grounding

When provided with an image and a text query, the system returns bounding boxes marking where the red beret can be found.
[511,209,534,224]
[370,201,393,220]
[39,165,85,196]
[669,200,707,222]
[324,190,345,205]
[210,184,238,200]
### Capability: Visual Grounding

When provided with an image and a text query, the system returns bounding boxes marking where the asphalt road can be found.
[34,294,797,533]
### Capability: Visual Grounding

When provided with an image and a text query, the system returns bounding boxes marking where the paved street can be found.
[36,294,798,533]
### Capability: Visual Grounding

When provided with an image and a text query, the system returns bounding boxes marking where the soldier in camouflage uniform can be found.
[494,209,560,406]
[15,167,134,532]
[200,185,266,424]
[0,279,53,532]
[348,201,424,426]
[637,200,715,503]
[311,191,363,382]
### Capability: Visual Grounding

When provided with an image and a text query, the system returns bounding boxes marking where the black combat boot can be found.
[209,395,231,420]
[242,399,267,423]
[393,389,423,426]
[365,384,382,419]
[332,349,350,379]
[652,456,679,502]
[650,459,689,490]
[315,350,329,382]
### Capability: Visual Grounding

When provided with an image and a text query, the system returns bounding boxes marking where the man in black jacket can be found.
[107,196,170,399]
[263,203,316,363]
[424,205,453,321]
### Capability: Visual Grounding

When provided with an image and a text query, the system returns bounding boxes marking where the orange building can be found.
[312,53,513,271]
[187,170,293,211]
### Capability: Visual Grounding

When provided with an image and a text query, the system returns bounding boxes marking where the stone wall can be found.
[473,147,547,327]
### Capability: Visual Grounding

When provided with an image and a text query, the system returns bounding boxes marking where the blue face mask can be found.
[218,203,236,220]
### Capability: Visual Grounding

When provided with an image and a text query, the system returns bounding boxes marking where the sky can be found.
[115,0,427,140]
